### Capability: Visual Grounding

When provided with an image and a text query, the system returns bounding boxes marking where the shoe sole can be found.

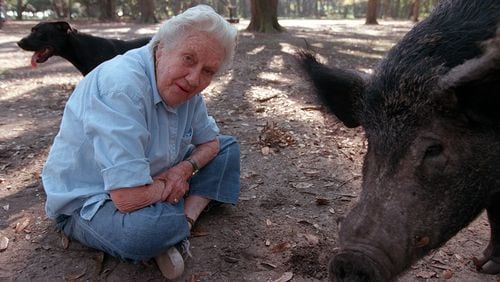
[155,247,185,280]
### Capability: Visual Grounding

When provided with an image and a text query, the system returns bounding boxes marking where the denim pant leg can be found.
[56,135,240,262]
[188,135,241,204]
[57,200,190,262]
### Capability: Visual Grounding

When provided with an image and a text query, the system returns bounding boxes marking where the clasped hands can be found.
[154,161,192,205]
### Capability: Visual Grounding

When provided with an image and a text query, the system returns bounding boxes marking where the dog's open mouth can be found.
[31,47,54,67]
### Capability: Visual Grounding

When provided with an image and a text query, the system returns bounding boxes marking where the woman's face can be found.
[155,32,225,107]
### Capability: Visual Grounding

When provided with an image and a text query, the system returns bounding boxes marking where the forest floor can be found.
[0,19,498,282]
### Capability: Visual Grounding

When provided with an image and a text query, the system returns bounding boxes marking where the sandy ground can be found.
[0,18,498,281]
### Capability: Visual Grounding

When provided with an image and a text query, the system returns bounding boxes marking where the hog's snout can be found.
[330,250,391,282]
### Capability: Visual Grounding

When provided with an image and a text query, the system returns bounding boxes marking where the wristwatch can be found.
[185,158,199,176]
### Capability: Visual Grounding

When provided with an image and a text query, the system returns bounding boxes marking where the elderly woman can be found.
[41,5,239,279]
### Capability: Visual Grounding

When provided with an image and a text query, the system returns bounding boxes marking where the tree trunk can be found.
[383,0,390,19]
[139,0,157,23]
[171,0,181,16]
[52,0,69,19]
[67,0,72,21]
[99,0,115,21]
[411,0,420,22]
[16,0,22,20]
[246,0,284,33]
[240,0,250,18]
[365,0,379,25]
[390,0,400,18]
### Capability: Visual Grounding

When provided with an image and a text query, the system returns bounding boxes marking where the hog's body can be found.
[299,0,500,281]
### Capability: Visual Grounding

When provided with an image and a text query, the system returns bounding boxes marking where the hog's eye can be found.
[424,144,443,159]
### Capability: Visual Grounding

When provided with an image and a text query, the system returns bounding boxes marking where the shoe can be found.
[177,239,193,259]
[155,246,184,280]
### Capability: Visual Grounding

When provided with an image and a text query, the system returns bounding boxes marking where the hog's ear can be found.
[297,51,365,128]
[440,32,500,125]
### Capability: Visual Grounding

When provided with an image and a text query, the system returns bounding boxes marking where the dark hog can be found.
[298,0,500,281]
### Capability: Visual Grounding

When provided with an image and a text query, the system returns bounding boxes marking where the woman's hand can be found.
[154,161,192,204]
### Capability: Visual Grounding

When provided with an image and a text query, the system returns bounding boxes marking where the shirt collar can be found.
[142,43,164,106]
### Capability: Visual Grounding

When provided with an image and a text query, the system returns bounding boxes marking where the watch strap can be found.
[186,158,199,176]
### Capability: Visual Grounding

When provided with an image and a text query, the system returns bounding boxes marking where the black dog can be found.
[17,21,151,75]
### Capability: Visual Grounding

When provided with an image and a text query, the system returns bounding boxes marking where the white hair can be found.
[150,4,238,74]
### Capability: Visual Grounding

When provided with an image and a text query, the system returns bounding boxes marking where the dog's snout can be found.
[17,38,28,48]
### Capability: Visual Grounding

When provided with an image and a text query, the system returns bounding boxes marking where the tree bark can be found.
[171,0,181,16]
[411,0,420,22]
[246,0,284,33]
[99,0,116,21]
[383,0,390,19]
[240,0,250,18]
[391,0,400,18]
[16,0,23,20]
[365,0,379,25]
[139,0,157,23]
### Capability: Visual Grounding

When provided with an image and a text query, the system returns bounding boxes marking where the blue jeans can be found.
[56,135,240,262]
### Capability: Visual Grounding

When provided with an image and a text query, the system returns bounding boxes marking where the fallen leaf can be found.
[441,269,453,280]
[15,218,30,233]
[271,241,291,253]
[258,122,295,149]
[223,256,239,263]
[65,269,86,282]
[95,252,105,275]
[191,226,209,237]
[260,262,277,269]
[266,219,272,226]
[261,146,271,155]
[61,233,70,249]
[273,271,293,282]
[248,183,260,189]
[303,170,320,176]
[302,233,319,245]
[290,182,313,189]
[0,235,9,251]
[297,219,313,225]
[416,270,436,279]
[256,94,278,103]
[2,204,9,211]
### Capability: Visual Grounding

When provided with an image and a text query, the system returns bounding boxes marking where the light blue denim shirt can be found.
[41,44,219,220]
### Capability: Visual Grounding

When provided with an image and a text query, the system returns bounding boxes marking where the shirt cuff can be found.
[102,159,152,190]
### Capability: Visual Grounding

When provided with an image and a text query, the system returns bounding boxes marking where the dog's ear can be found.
[54,21,74,34]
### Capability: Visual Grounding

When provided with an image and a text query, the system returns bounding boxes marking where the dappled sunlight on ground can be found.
[0,19,493,282]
